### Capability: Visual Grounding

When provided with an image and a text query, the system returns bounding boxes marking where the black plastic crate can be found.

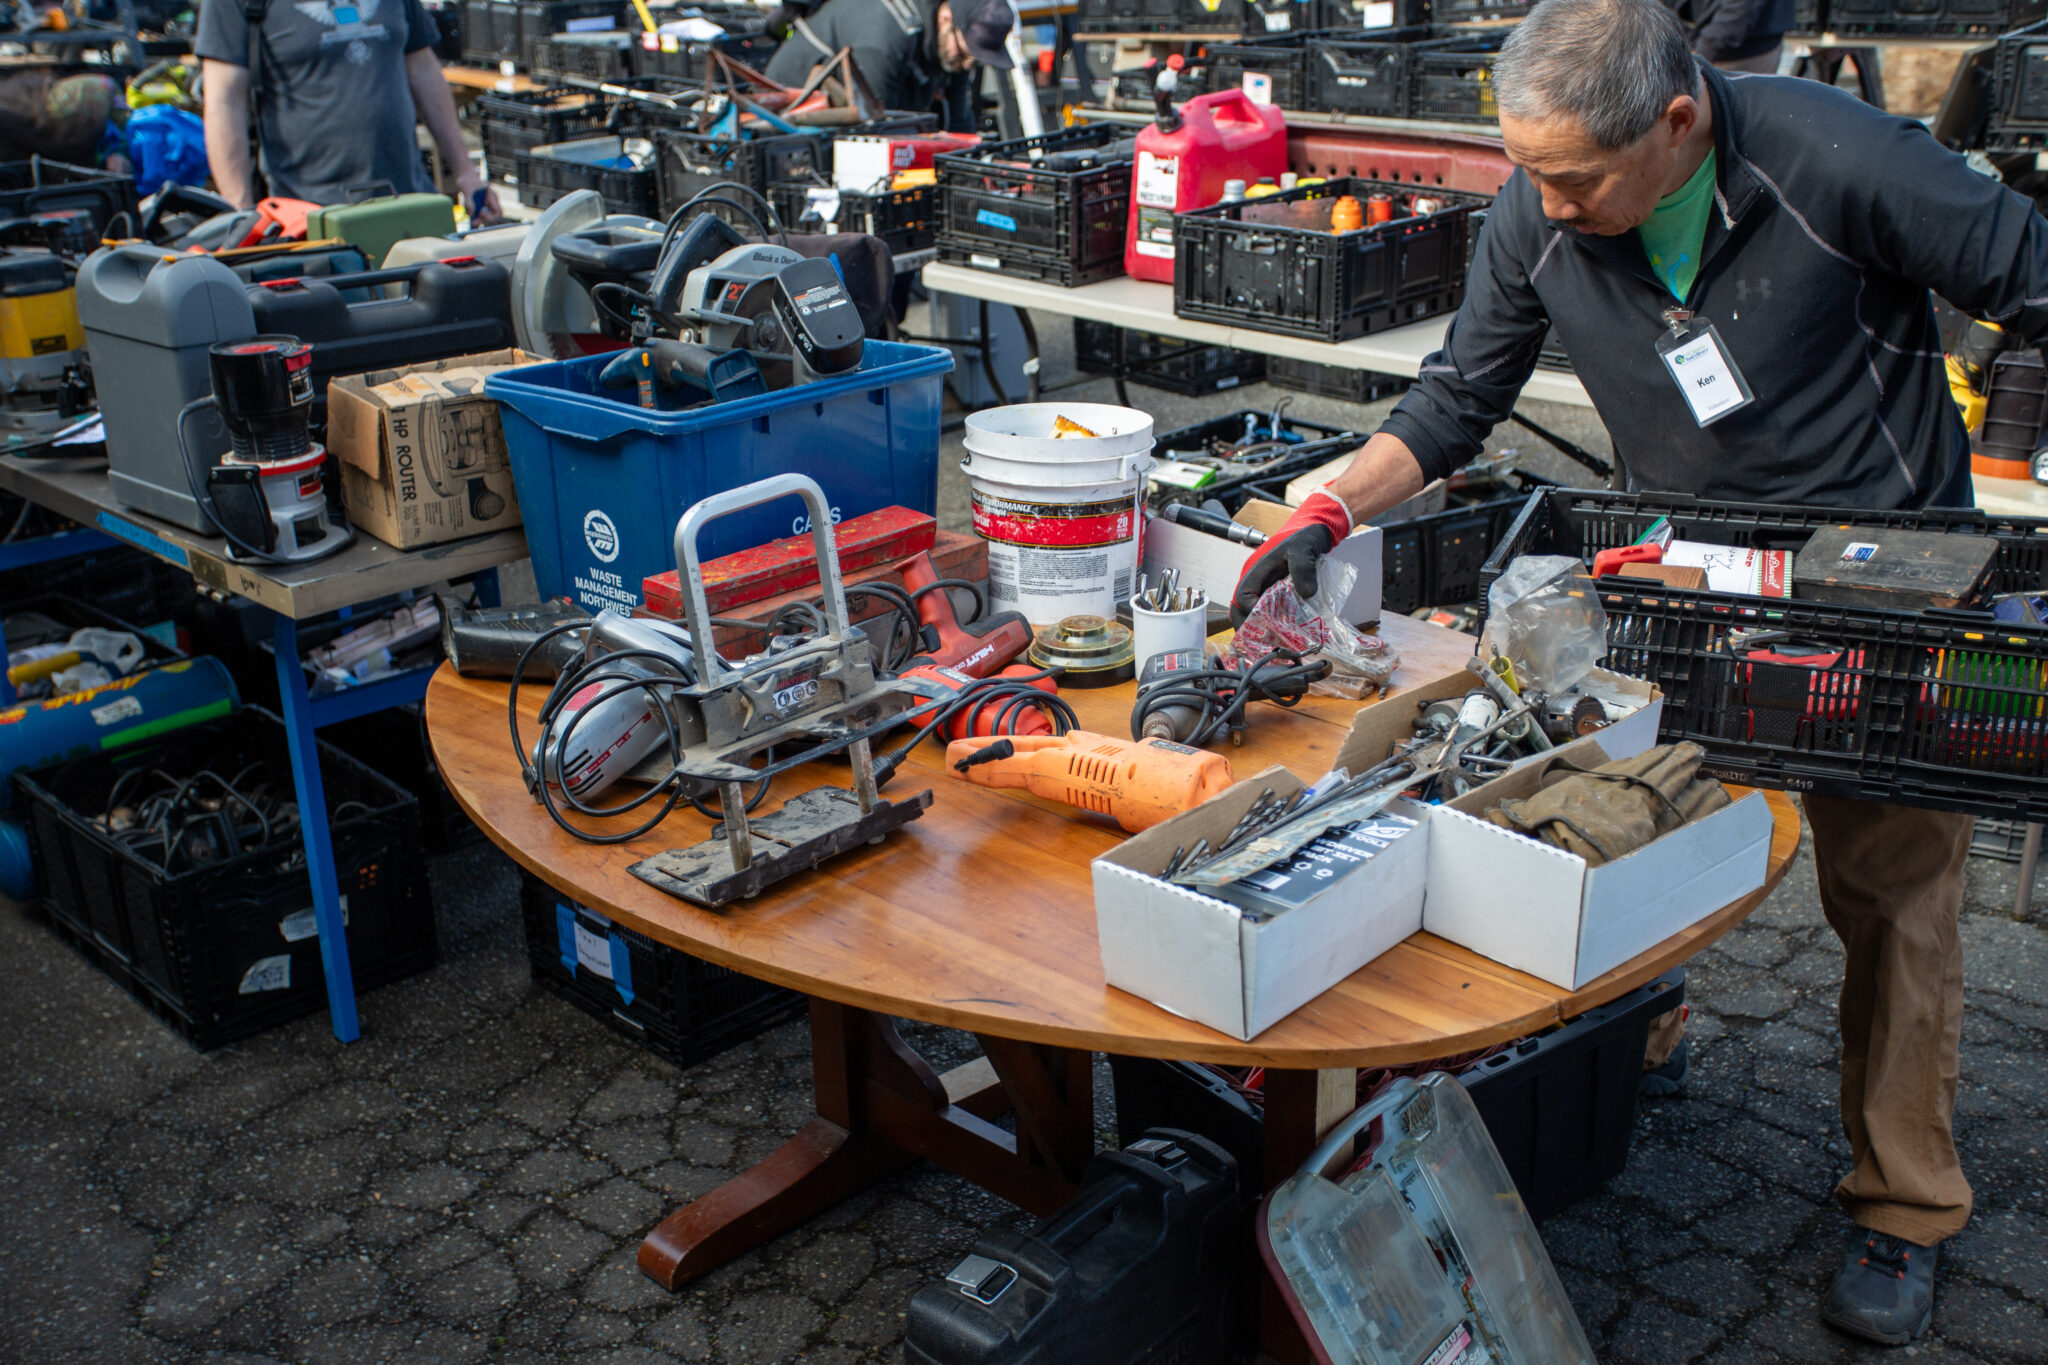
[1431,0,1540,16]
[1076,0,1245,36]
[1407,30,1509,123]
[1207,29,1355,110]
[1377,483,1547,614]
[1147,409,1360,513]
[1109,970,1683,1217]
[935,123,1135,287]
[1478,488,2048,819]
[1174,176,1485,342]
[19,707,434,1049]
[1265,354,1410,401]
[478,86,610,184]
[1989,20,2048,150]
[1795,0,1824,27]
[1829,0,2041,35]
[770,180,937,254]
[1072,318,1265,395]
[462,0,515,63]
[655,129,831,213]
[529,29,635,80]
[518,873,806,1067]
[1978,350,2047,468]
[513,0,629,69]
[322,703,483,856]
[518,136,660,216]
[0,158,138,248]
[1113,58,1209,107]
[1308,24,1473,119]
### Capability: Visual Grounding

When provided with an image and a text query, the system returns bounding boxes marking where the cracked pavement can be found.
[3,821,2042,1364]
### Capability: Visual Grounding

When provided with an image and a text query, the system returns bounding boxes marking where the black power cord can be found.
[870,668,1077,788]
[1129,649,1330,748]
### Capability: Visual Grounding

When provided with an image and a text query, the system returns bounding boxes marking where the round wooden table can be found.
[425,613,1800,1354]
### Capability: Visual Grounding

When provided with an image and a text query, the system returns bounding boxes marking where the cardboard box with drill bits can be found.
[1093,697,1447,1039]
[1341,663,1666,778]
[1422,737,1772,989]
[328,349,539,550]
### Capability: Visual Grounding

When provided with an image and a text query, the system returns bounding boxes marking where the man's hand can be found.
[457,171,503,226]
[1230,490,1352,626]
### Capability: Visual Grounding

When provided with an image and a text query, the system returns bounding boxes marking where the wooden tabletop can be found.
[426,612,1800,1067]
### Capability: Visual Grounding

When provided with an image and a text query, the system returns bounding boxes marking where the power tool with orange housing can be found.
[944,731,1234,833]
[900,550,1034,677]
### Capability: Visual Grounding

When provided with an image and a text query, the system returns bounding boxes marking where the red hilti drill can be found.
[900,552,1032,678]
[897,663,1059,740]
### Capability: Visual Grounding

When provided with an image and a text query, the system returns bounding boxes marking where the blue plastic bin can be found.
[485,341,954,614]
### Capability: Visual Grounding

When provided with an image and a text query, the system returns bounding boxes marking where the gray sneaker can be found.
[1821,1227,1938,1346]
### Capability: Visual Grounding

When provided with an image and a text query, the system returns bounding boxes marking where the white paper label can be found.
[91,696,142,727]
[1261,7,1291,28]
[1362,0,1394,24]
[1135,150,1180,208]
[1662,331,1746,425]
[1241,72,1273,105]
[574,922,615,980]
[804,185,843,229]
[970,252,1001,270]
[239,955,291,994]
[1840,541,1879,563]
[279,895,350,943]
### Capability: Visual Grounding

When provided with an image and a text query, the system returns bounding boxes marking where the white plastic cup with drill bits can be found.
[1132,584,1209,673]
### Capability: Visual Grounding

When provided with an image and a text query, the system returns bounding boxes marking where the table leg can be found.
[639,999,1089,1290]
[1257,1067,1359,1365]
[270,611,361,1045]
[2015,822,2040,921]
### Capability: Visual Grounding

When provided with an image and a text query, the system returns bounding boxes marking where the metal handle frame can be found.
[671,473,848,688]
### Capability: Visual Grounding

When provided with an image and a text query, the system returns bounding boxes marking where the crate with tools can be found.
[770,180,938,255]
[1828,0,2041,36]
[477,86,610,185]
[627,26,779,82]
[517,135,662,217]
[510,0,629,69]
[654,114,937,216]
[1072,319,1266,396]
[934,123,1136,286]
[1206,30,1356,111]
[1479,488,2048,822]
[1405,28,1511,124]
[518,873,806,1067]
[1173,176,1487,341]
[17,707,435,1049]
[528,29,635,80]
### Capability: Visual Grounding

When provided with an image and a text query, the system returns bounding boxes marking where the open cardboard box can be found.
[1141,513,1384,626]
[1092,714,1430,1041]
[1424,736,1773,989]
[1344,663,1666,772]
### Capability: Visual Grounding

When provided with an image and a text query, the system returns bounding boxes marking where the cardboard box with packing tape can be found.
[327,349,539,551]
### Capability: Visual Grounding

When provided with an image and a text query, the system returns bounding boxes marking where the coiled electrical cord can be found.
[1128,649,1331,748]
[870,668,1077,787]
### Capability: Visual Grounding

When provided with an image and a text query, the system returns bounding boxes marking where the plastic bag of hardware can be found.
[1478,555,1607,694]
[1233,558,1398,692]
[1483,741,1729,865]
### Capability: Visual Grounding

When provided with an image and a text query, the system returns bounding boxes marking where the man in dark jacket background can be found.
[762,0,1013,132]
[1233,0,2048,1345]
[1670,0,1796,72]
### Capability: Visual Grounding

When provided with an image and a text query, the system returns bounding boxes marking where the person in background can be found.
[761,0,1013,133]
[1233,0,2043,1345]
[1668,0,1796,73]
[196,0,500,218]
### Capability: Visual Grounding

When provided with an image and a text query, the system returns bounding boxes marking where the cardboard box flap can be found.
[1571,790,1772,979]
[325,379,386,479]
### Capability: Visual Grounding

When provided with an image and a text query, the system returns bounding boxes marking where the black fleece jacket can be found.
[1380,62,2048,511]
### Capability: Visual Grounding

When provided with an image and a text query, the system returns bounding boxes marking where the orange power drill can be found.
[945,731,1233,833]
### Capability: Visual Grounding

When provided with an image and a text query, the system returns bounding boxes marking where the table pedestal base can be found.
[639,998,1093,1289]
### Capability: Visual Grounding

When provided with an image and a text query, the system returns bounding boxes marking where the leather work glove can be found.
[1230,489,1352,627]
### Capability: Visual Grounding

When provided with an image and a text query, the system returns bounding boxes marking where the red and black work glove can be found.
[1230,489,1353,627]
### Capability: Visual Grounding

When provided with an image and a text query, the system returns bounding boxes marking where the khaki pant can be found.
[1805,793,1974,1246]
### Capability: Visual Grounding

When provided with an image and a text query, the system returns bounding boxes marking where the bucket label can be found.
[1134,206,1176,258]
[970,490,1136,550]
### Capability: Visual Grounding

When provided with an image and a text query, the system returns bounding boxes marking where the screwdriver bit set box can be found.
[1092,704,1436,1041]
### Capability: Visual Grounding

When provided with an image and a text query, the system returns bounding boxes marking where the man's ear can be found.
[1665,94,1699,147]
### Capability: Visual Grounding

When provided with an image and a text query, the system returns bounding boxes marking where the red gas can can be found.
[1125,88,1288,284]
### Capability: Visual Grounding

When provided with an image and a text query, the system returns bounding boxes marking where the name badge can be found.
[1656,309,1753,428]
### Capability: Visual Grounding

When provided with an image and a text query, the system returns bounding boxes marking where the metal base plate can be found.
[629,785,934,908]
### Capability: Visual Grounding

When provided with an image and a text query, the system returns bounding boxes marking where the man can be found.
[761,0,1012,133]
[1669,0,1795,74]
[1233,0,2029,1345]
[197,0,500,217]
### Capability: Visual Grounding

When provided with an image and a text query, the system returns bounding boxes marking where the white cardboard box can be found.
[1092,706,1432,1040]
[1140,513,1384,626]
[1339,663,1665,773]
[1423,737,1773,989]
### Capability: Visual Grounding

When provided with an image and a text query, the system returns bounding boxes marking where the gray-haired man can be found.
[1230,0,2038,1344]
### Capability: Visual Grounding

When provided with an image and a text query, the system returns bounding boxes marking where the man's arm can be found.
[403,46,500,223]
[1690,0,1760,65]
[201,58,256,209]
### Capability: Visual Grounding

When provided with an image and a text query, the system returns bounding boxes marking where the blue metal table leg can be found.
[271,611,361,1043]
[471,568,501,608]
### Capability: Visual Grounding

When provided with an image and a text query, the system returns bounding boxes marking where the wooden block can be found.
[641,507,937,619]
[645,531,987,655]
[1879,40,1979,119]
[1619,562,1709,590]
[1234,500,1293,537]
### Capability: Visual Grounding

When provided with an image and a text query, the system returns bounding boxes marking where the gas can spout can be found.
[1154,56,1184,133]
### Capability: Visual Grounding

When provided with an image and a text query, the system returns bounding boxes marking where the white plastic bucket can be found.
[961,403,1155,624]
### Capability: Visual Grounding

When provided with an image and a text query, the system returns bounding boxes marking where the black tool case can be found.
[905,1130,1239,1365]
[1173,175,1486,341]
[934,123,1135,287]
[247,257,516,398]
[1479,487,2048,821]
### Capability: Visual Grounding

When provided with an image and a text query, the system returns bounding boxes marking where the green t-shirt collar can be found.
[1638,146,1717,303]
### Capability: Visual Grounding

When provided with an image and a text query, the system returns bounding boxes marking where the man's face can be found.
[1499,98,1698,237]
[935,4,977,72]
